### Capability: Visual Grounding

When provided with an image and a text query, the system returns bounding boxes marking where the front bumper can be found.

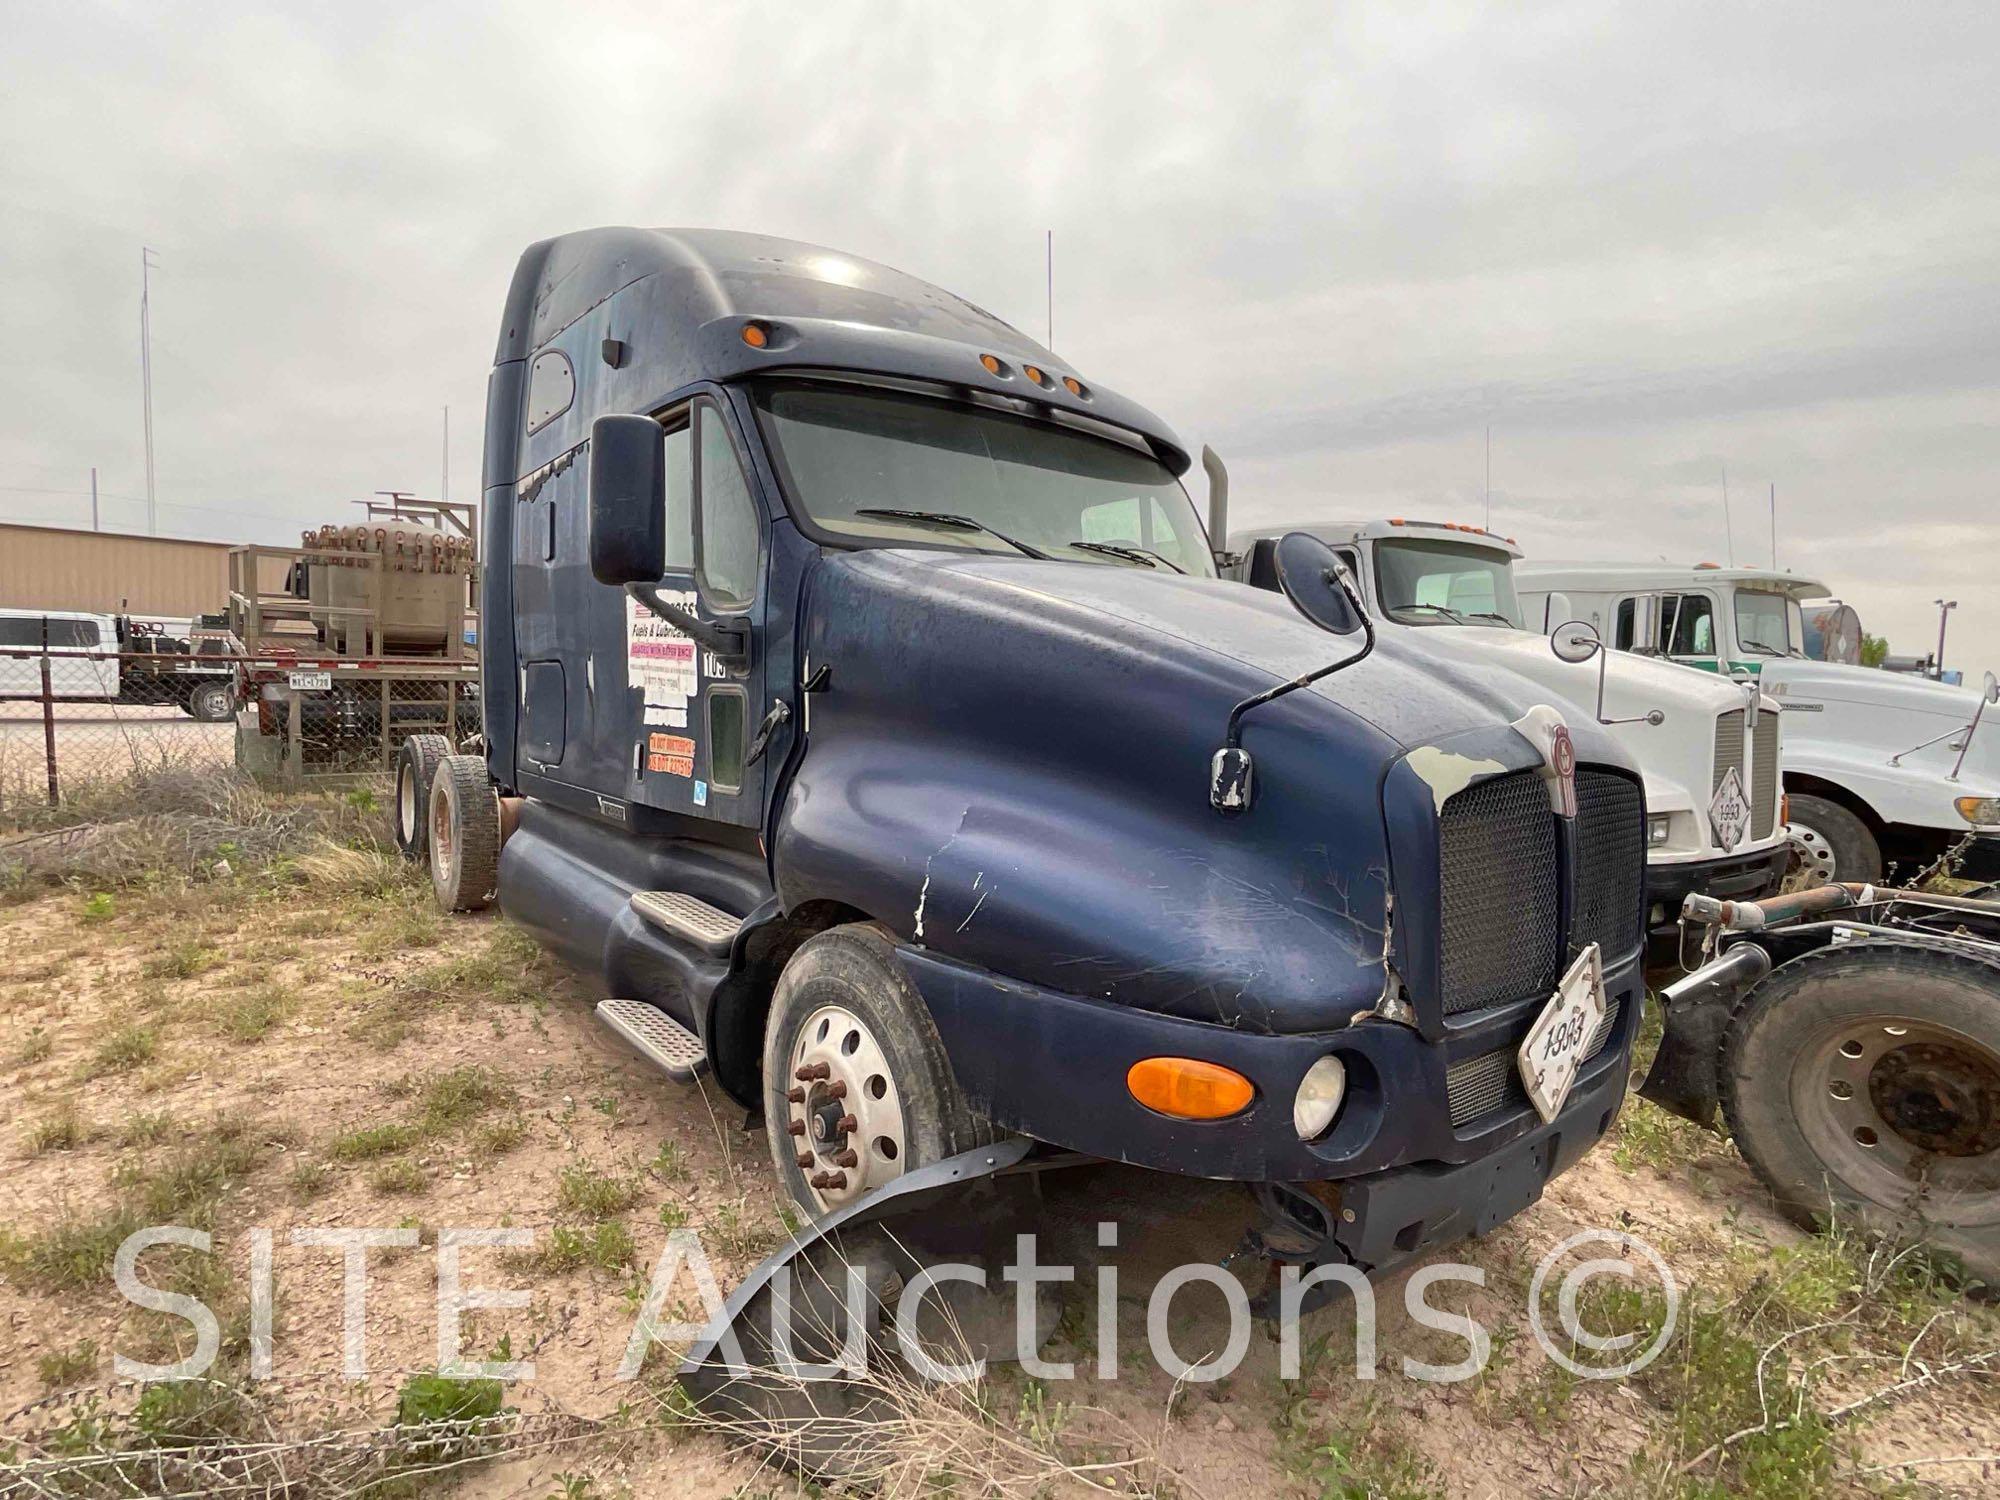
[898,941,1643,1186]
[1644,846,1788,959]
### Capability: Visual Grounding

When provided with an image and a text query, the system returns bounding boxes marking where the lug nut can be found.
[833,1149,859,1168]
[786,1120,806,1137]
[786,1087,806,1104]
[836,1114,858,1135]
[823,1170,848,1190]
[796,1152,815,1169]
[794,1062,830,1082]
[825,1079,848,1100]
[809,1171,827,1189]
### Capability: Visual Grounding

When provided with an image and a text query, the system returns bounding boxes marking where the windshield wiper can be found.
[1466,610,1514,626]
[1391,602,1469,624]
[1065,540,1186,573]
[852,508,1051,560]
[1740,641,1783,657]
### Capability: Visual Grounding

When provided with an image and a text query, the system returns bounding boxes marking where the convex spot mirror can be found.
[588,413,667,586]
[1274,532,1364,636]
[1551,619,1602,664]
[1986,670,1999,705]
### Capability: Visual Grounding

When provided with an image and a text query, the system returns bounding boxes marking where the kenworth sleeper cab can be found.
[1228,521,1789,958]
[411,228,1651,1285]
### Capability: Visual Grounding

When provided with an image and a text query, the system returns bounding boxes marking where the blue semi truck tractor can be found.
[409,227,1648,1286]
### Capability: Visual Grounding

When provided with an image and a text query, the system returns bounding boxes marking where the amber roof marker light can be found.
[740,322,769,349]
[1062,376,1089,399]
[979,353,1009,376]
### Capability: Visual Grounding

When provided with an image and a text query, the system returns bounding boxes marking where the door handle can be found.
[745,698,791,767]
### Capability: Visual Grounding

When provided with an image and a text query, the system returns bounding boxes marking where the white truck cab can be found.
[1228,520,1790,960]
[1515,562,2000,884]
[0,609,120,700]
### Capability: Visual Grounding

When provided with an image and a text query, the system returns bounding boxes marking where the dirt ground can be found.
[3,799,1999,1498]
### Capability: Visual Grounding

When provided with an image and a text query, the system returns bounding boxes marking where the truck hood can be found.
[884,553,1637,758]
[1391,623,1766,719]
[1761,658,1987,721]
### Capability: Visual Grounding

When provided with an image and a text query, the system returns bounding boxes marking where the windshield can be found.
[1735,590,1800,657]
[752,382,1215,577]
[1373,538,1524,628]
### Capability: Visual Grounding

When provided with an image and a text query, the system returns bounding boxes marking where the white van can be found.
[1516,562,2000,883]
[0,610,120,701]
[1228,521,1790,960]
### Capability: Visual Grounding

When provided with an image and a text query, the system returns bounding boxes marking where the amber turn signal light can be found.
[1126,1057,1255,1120]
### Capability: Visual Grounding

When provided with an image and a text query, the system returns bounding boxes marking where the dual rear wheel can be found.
[392,735,499,913]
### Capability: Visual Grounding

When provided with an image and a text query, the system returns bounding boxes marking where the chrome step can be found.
[596,998,708,1082]
[630,890,741,956]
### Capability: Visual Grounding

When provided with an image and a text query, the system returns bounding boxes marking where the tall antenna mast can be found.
[1769,482,1776,568]
[1721,460,1734,566]
[140,246,160,534]
[442,406,450,503]
[1484,424,1491,530]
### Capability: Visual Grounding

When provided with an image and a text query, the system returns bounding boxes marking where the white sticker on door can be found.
[627,590,699,709]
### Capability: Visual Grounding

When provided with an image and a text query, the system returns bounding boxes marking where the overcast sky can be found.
[3,1,1995,677]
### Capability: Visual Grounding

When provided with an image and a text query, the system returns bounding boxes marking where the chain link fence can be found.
[0,648,477,807]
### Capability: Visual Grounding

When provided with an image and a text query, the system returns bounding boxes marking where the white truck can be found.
[1514,562,2000,884]
[1227,520,1790,961]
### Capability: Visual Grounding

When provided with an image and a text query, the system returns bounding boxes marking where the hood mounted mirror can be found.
[1549,620,1666,729]
[1946,669,2000,782]
[1210,533,1376,815]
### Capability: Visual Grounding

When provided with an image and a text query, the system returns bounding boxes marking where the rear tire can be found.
[1723,943,2000,1287]
[762,923,993,1220]
[428,754,500,912]
[1784,793,1882,886]
[189,680,234,723]
[393,734,451,860]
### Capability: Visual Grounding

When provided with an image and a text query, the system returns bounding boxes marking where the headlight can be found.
[1956,796,2000,827]
[1293,1056,1348,1140]
[1647,814,1672,846]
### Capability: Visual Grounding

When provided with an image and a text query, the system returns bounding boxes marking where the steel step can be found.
[596,998,708,1081]
[630,890,741,956]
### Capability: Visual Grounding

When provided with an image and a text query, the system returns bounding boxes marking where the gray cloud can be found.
[1,0,1995,675]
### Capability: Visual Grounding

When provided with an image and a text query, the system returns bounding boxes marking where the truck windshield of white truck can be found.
[752,380,1216,576]
[1735,589,1804,658]
[1373,537,1524,628]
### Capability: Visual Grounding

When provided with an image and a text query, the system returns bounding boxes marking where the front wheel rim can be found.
[785,1004,909,1212]
[1783,821,1838,891]
[1790,1014,2000,1227]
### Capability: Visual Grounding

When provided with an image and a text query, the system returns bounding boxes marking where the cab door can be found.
[627,394,771,828]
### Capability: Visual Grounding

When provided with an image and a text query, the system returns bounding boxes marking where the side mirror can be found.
[1986,670,1998,705]
[587,414,667,586]
[1201,445,1232,570]
[1542,591,1572,634]
[1273,532,1364,635]
[1550,620,1665,728]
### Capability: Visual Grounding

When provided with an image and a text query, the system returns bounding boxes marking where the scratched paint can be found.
[1406,746,1508,814]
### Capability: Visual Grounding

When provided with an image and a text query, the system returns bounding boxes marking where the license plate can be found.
[287,670,332,691]
[1709,766,1751,851]
[1517,944,1608,1124]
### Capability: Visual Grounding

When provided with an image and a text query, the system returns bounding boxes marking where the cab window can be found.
[662,416,694,571]
[1617,593,1715,656]
[695,403,760,608]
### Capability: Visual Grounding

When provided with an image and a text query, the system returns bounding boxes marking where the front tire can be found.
[762,924,992,1219]
[428,754,500,912]
[1723,943,2000,1286]
[1784,793,1882,886]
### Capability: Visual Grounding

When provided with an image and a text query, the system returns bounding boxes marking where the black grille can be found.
[1438,771,1561,1015]
[1444,996,1624,1126]
[1573,772,1645,962]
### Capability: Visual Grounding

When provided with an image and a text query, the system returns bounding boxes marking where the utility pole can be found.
[1484,424,1491,531]
[1721,460,1734,566]
[442,406,450,503]
[140,246,160,534]
[1935,598,1957,679]
[90,467,99,531]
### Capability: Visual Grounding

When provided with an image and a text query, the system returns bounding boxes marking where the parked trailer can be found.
[416,229,1653,1447]
[1643,880,2000,1285]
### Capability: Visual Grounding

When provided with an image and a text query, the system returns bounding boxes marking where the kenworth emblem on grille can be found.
[1511,703,1579,818]
[1549,722,1578,818]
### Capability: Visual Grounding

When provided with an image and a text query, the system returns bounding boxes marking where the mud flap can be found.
[1637,942,1771,1127]
[678,1137,1048,1476]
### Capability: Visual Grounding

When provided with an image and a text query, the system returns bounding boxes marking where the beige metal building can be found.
[0,522,285,620]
